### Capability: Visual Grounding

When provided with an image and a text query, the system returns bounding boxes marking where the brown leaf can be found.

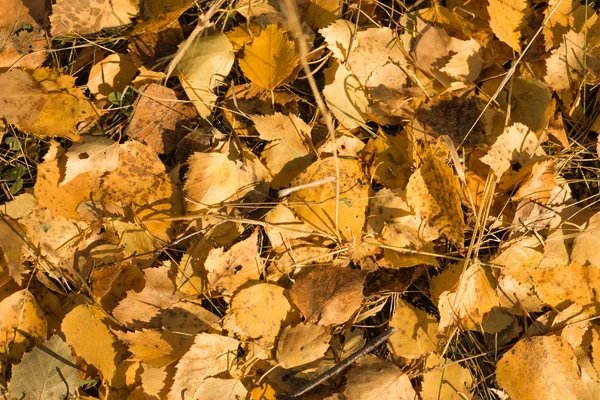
[126,83,196,154]
[290,266,365,326]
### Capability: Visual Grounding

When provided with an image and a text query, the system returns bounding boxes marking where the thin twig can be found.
[278,328,397,400]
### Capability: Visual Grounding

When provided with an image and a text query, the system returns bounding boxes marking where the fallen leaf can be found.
[406,146,464,246]
[487,0,529,52]
[61,303,117,382]
[320,19,355,61]
[7,335,79,400]
[87,53,139,99]
[290,266,365,326]
[388,298,438,359]
[252,112,315,189]
[62,136,119,186]
[194,377,249,400]
[305,0,340,30]
[0,289,47,361]
[230,282,292,346]
[343,355,417,400]
[0,69,98,141]
[420,353,473,400]
[0,0,47,69]
[184,141,270,212]
[239,24,298,90]
[50,0,135,36]
[276,322,332,369]
[168,333,239,400]
[289,156,369,242]
[496,335,582,400]
[126,83,196,154]
[175,32,235,117]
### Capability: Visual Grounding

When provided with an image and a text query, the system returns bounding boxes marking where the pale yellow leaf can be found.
[62,136,119,186]
[87,53,138,98]
[319,19,354,61]
[421,353,473,400]
[487,0,529,52]
[322,60,369,130]
[388,298,438,359]
[194,377,248,400]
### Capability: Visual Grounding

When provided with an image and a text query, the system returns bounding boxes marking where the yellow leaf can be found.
[487,0,529,52]
[230,283,292,347]
[252,112,315,189]
[61,304,117,381]
[406,146,464,246]
[175,33,235,117]
[195,378,249,400]
[319,19,355,61]
[421,353,473,400]
[168,333,239,399]
[0,290,47,361]
[322,60,369,130]
[305,0,341,30]
[388,298,438,359]
[119,329,177,367]
[86,53,138,98]
[496,335,582,400]
[0,69,98,141]
[276,323,332,369]
[289,157,369,242]
[239,24,298,90]
[343,355,417,400]
[184,142,270,212]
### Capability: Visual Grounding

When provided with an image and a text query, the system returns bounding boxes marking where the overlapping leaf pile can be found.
[2,0,600,399]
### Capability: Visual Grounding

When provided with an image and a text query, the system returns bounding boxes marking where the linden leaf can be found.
[388,298,438,359]
[276,323,332,369]
[0,69,98,141]
[168,333,240,400]
[239,24,299,90]
[230,283,292,347]
[126,83,196,154]
[290,266,365,326]
[289,157,369,242]
[7,335,79,400]
[496,335,582,400]
[343,355,417,400]
[487,0,529,52]
[175,32,235,117]
[0,289,47,361]
[406,146,464,246]
[61,304,117,382]
[252,112,315,189]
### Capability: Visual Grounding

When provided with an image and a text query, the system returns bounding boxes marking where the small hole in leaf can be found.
[79,152,90,159]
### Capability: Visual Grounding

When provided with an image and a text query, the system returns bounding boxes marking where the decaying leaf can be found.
[290,266,365,326]
[0,69,98,141]
[496,335,582,400]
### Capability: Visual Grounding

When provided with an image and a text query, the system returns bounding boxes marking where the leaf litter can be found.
[1,1,600,399]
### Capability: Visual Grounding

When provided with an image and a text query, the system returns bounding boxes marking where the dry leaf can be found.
[62,136,119,186]
[50,0,136,37]
[0,69,98,141]
[230,283,292,346]
[496,335,582,400]
[343,355,417,400]
[61,303,117,382]
[7,335,79,400]
[175,32,235,117]
[487,0,529,52]
[388,298,438,359]
[420,353,473,400]
[290,266,365,326]
[320,19,355,61]
[168,333,239,400]
[305,0,340,30]
[184,141,270,212]
[0,289,47,361]
[194,378,249,400]
[252,112,315,189]
[289,157,369,242]
[87,53,139,99]
[0,0,47,69]
[322,60,370,130]
[239,24,298,90]
[406,146,464,246]
[276,323,332,369]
